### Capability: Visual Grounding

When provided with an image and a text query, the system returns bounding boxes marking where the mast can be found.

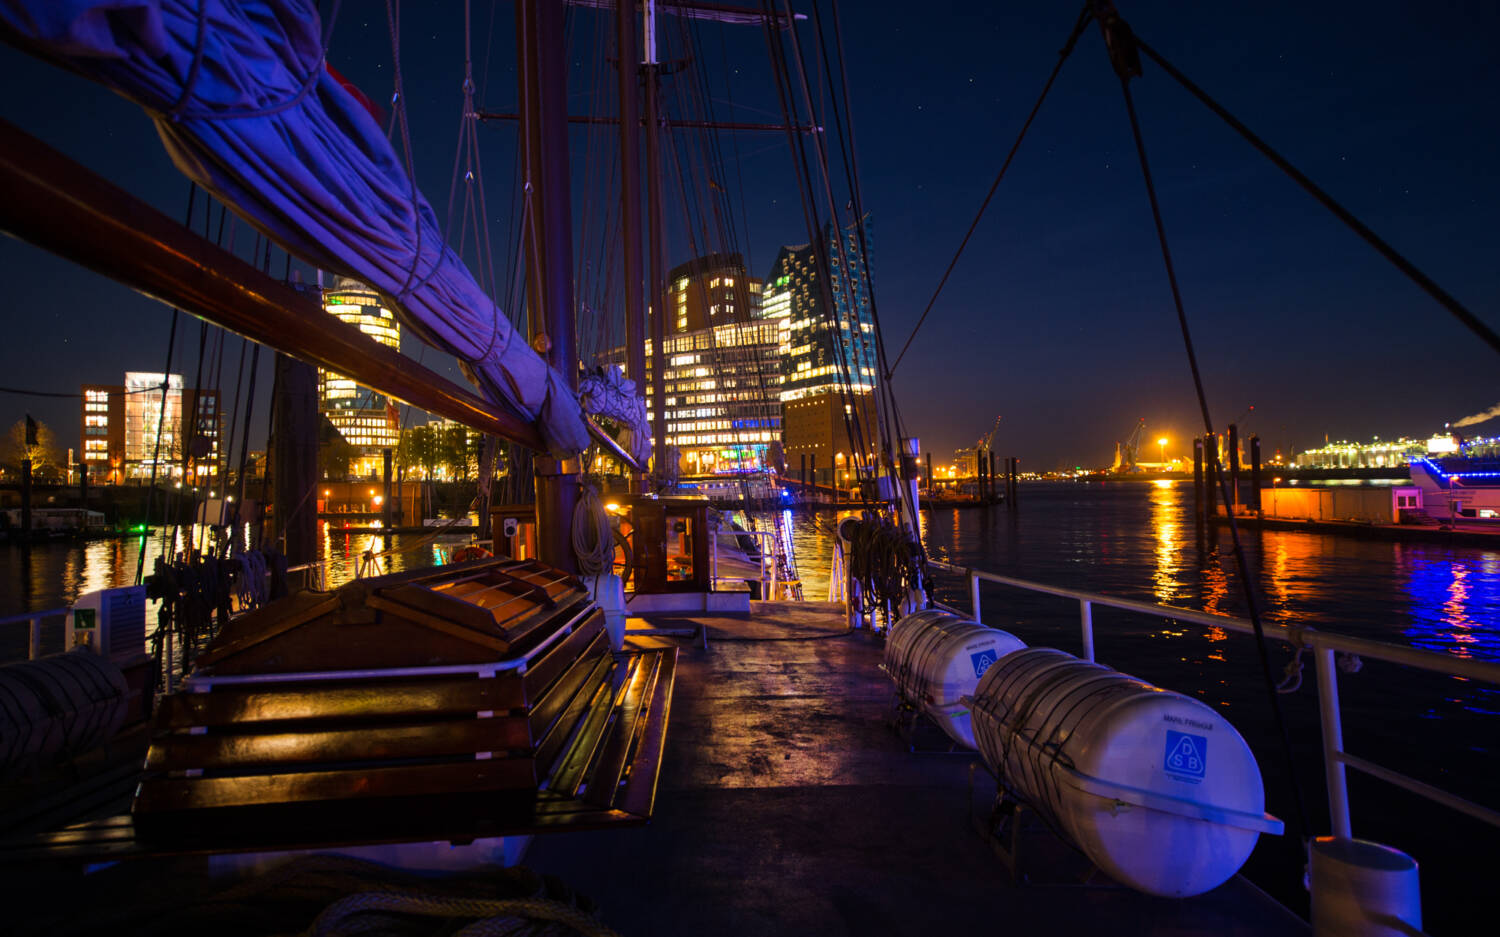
[516,0,581,572]
[643,0,668,480]
[617,0,647,490]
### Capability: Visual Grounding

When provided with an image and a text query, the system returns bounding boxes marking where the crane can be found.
[976,415,1002,453]
[1112,418,1146,473]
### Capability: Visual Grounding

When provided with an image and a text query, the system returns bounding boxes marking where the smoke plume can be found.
[1454,401,1500,428]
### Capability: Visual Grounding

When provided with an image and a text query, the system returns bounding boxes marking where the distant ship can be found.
[1407,456,1500,522]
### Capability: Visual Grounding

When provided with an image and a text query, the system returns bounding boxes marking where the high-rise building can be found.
[660,252,763,334]
[320,277,401,477]
[768,217,879,485]
[82,374,221,485]
[631,253,782,475]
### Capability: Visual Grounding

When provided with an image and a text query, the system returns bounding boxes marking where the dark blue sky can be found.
[1,1,1497,470]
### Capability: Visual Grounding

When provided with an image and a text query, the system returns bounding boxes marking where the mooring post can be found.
[1249,435,1262,514]
[1205,434,1219,521]
[382,447,393,529]
[1192,437,1204,522]
[1228,423,1241,510]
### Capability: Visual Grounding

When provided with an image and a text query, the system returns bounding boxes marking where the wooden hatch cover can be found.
[121,557,677,851]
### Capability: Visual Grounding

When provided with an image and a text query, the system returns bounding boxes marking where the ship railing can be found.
[0,606,72,661]
[925,558,1500,839]
[711,528,780,600]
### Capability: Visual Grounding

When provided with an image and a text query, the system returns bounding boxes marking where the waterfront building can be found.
[769,217,879,486]
[79,383,124,485]
[320,277,401,477]
[635,254,782,475]
[81,374,220,485]
[662,252,762,333]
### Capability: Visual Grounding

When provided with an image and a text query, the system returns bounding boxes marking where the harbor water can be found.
[2,479,1495,930]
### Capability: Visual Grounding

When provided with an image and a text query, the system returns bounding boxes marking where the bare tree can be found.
[3,418,63,477]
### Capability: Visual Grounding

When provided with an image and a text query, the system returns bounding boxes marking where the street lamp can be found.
[1157,437,1168,468]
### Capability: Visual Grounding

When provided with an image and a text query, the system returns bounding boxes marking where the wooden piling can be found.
[1228,423,1241,509]
[1192,437,1204,522]
[1249,435,1262,513]
[1205,434,1219,521]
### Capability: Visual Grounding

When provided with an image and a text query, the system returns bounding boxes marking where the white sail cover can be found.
[578,364,651,467]
[0,0,591,457]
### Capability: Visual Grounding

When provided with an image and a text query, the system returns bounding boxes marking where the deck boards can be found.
[523,600,1309,936]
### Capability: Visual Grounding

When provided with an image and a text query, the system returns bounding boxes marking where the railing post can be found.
[968,570,982,625]
[1080,600,1095,662]
[28,615,42,660]
[1315,644,1353,838]
[767,534,778,600]
[163,626,175,694]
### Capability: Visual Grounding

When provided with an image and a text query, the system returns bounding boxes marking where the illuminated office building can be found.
[320,277,401,477]
[81,374,220,485]
[769,217,879,485]
[635,254,781,475]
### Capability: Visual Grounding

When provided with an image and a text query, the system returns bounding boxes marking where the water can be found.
[3,482,1495,928]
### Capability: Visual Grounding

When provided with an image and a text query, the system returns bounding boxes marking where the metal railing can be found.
[711,528,781,599]
[0,606,71,661]
[926,558,1500,838]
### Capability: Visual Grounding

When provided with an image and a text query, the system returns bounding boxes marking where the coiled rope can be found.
[571,484,613,576]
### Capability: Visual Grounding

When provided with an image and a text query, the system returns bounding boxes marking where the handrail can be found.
[711,528,780,599]
[925,558,1500,839]
[0,606,70,661]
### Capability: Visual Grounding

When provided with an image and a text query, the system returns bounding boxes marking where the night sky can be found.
[1,1,1497,471]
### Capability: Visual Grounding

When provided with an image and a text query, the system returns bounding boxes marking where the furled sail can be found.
[0,0,591,457]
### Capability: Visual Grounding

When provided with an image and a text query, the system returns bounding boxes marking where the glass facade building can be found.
[320,277,401,476]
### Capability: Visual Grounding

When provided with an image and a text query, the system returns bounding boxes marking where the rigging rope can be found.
[1096,0,1310,843]
[888,5,1092,378]
[1132,38,1500,358]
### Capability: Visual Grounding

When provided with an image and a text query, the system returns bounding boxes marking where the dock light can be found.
[604,502,621,514]
[368,488,376,497]
[1157,437,1168,464]
[324,489,331,497]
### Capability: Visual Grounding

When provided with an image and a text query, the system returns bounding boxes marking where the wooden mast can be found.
[616,0,647,491]
[643,0,668,480]
[516,0,581,573]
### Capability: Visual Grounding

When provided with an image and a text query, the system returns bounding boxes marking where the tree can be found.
[3,418,63,477]
[318,418,357,480]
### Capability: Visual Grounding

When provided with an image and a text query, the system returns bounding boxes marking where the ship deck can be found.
[524,599,1309,936]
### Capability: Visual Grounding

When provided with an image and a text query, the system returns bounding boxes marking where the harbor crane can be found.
[976,415,1002,454]
[1112,418,1146,473]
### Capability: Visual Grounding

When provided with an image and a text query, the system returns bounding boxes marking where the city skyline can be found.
[0,2,1496,469]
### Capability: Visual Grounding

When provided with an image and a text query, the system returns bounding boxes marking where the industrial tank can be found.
[970,647,1282,897]
[884,610,1025,748]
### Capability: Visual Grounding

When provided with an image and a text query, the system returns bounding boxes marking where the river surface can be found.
[2,480,1495,929]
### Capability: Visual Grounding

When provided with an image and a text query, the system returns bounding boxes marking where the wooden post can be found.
[1205,433,1219,521]
[810,454,817,494]
[1193,437,1204,522]
[1250,435,1263,513]
[977,449,986,501]
[20,457,32,539]
[1228,422,1241,510]
[989,451,998,503]
[925,451,932,494]
[272,353,318,566]
[382,447,393,528]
